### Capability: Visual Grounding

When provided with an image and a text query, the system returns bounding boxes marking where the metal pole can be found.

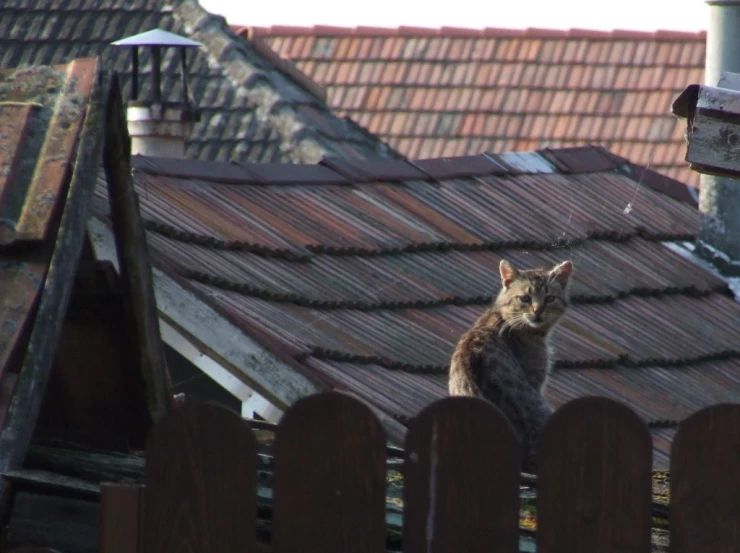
[700,0,740,268]
[151,46,162,103]
[131,47,139,101]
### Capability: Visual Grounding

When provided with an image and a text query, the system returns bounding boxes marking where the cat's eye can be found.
[518,295,531,303]
[544,295,556,303]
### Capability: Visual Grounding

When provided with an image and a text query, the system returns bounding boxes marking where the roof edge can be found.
[237,24,707,41]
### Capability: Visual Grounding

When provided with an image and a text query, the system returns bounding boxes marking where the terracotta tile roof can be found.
[0,1,396,165]
[0,58,103,430]
[240,26,706,188]
[94,145,738,468]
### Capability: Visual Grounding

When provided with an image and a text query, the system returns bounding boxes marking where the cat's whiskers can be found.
[498,313,528,336]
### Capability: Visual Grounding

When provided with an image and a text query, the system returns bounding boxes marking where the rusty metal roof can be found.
[243,25,706,188]
[0,58,102,429]
[95,145,740,468]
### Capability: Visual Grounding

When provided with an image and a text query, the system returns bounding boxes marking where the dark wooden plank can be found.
[537,397,652,553]
[7,492,99,553]
[272,392,386,553]
[3,469,99,500]
[141,402,256,553]
[101,483,142,553]
[101,72,173,424]
[9,546,59,553]
[25,443,145,483]
[0,60,107,476]
[671,404,740,553]
[403,396,520,553]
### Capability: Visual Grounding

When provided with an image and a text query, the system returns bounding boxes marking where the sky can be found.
[199,0,708,32]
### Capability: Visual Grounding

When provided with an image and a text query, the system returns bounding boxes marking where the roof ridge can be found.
[172,0,396,162]
[243,24,707,41]
[132,146,698,207]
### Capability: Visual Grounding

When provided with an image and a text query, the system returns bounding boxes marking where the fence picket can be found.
[403,397,520,553]
[141,402,256,553]
[671,404,740,553]
[272,392,386,553]
[538,397,652,553]
[100,483,143,553]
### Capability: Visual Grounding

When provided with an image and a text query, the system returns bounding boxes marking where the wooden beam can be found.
[87,217,321,411]
[101,73,173,423]
[160,319,284,422]
[0,61,107,474]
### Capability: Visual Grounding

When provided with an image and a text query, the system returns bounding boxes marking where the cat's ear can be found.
[549,260,573,287]
[499,260,520,288]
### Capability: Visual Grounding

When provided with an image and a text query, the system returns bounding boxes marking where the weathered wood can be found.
[671,404,740,553]
[672,77,740,178]
[141,402,256,553]
[3,469,99,500]
[7,492,99,553]
[88,216,321,412]
[9,547,60,553]
[537,397,652,553]
[37,244,151,450]
[0,61,107,476]
[25,443,145,483]
[272,392,386,553]
[101,72,172,423]
[101,483,142,553]
[403,397,520,553]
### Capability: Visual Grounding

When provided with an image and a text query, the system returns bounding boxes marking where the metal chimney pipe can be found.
[700,0,740,269]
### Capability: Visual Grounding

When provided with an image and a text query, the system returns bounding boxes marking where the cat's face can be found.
[496,259,573,332]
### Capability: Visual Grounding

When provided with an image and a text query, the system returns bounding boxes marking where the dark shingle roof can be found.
[1,0,397,164]
[244,25,705,187]
[94,145,740,469]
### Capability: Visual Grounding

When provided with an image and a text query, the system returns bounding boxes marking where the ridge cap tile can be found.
[319,157,429,183]
[414,154,508,179]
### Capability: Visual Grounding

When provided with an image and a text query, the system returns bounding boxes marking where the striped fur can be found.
[449,259,573,473]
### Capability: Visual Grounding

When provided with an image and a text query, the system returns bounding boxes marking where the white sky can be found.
[200,0,708,32]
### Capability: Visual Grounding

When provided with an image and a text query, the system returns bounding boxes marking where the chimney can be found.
[112,29,202,159]
[699,1,740,270]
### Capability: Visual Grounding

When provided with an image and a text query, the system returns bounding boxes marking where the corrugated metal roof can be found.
[95,146,740,468]
[0,58,99,423]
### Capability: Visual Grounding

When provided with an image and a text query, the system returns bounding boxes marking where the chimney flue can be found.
[111,29,202,159]
[699,0,740,272]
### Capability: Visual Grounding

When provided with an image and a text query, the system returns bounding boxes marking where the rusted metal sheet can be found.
[0,103,38,210]
[0,59,99,380]
[0,59,97,247]
[0,58,107,478]
[0,261,47,374]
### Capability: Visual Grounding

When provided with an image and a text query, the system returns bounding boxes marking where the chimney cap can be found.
[112,29,202,48]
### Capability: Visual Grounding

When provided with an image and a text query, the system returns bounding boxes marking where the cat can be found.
[448,258,573,473]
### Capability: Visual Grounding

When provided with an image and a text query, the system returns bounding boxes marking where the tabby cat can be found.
[448,259,573,473]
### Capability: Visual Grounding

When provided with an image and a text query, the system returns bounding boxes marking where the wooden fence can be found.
[20,392,740,553]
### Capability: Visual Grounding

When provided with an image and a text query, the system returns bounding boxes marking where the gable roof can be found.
[1,0,397,164]
[92,145,740,469]
[240,26,705,187]
[0,58,108,467]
